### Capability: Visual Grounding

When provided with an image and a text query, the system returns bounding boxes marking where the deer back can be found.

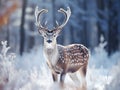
[54,44,89,74]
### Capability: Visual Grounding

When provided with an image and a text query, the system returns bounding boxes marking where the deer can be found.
[35,6,89,88]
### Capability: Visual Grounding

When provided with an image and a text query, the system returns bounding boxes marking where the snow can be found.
[0,40,120,90]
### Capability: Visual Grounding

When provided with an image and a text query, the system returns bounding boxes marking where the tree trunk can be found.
[27,4,35,51]
[108,0,119,55]
[97,0,105,44]
[83,0,87,47]
[20,0,27,55]
[52,0,56,26]
[86,0,98,50]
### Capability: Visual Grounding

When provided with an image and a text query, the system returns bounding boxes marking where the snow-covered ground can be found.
[0,40,120,90]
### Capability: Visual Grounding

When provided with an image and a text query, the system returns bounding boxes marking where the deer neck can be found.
[43,41,59,66]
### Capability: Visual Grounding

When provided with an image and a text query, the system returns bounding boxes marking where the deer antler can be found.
[35,6,48,29]
[56,7,71,29]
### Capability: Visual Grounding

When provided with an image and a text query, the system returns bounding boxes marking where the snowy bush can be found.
[0,41,16,90]
[0,41,52,90]
[87,35,120,90]
[105,61,120,90]
[0,40,120,90]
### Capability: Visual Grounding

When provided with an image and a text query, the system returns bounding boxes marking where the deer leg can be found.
[79,65,87,89]
[69,72,80,85]
[52,72,58,82]
[60,73,66,86]
[46,61,58,82]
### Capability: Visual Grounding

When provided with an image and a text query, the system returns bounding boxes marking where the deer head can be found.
[35,6,71,45]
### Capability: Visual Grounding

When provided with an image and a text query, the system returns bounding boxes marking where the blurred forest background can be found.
[0,0,120,56]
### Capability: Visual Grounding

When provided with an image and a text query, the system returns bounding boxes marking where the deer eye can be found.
[53,34,56,37]
[44,35,47,37]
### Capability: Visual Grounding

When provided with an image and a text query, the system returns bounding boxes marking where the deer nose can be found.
[47,40,52,43]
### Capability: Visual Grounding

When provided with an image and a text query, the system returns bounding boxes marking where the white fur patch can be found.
[46,43,54,49]
[44,43,59,66]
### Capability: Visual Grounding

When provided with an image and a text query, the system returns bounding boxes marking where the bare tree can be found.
[27,4,35,51]
[20,0,27,55]
[108,0,119,55]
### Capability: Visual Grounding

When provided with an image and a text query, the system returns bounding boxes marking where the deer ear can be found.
[56,28,62,35]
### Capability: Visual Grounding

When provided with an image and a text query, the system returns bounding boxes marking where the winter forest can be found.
[0,0,120,90]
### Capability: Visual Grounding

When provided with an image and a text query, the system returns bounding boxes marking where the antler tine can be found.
[56,20,59,26]
[45,21,48,26]
[35,6,48,29]
[57,7,71,29]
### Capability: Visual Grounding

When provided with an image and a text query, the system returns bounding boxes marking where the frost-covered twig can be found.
[1,41,10,59]
[0,41,16,85]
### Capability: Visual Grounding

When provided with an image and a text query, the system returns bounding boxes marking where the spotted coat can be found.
[53,44,89,74]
